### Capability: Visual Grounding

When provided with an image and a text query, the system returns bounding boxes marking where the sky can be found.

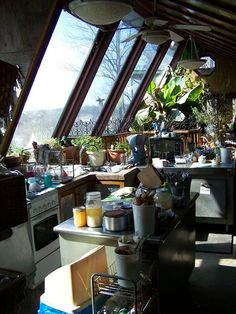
[24,11,96,112]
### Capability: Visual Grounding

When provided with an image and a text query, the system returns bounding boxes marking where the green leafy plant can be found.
[7,145,31,163]
[130,67,206,131]
[43,137,63,151]
[7,145,30,158]
[71,135,105,151]
[192,95,233,143]
[110,142,131,156]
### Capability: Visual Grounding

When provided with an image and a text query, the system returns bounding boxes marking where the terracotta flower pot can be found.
[107,149,125,164]
[64,146,79,164]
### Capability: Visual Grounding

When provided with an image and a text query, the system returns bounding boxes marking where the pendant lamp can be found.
[178,36,207,70]
[69,0,134,25]
[141,30,170,45]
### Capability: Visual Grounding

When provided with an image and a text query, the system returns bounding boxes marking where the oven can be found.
[27,188,61,288]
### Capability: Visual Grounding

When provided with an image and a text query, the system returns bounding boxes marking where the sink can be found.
[83,166,108,172]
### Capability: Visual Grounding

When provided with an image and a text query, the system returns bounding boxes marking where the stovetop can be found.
[27,187,59,218]
[26,186,57,201]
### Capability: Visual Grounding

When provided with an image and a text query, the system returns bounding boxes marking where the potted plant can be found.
[4,145,31,166]
[107,142,131,164]
[130,66,206,133]
[41,137,65,164]
[71,135,106,166]
[14,147,32,163]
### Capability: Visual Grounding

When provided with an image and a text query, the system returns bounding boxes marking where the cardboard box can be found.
[42,246,107,312]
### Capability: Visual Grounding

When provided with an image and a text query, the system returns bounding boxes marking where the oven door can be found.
[30,207,60,263]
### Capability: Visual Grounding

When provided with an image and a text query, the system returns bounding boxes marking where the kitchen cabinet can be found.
[57,167,139,222]
[58,190,76,222]
[189,167,234,229]
[161,164,235,230]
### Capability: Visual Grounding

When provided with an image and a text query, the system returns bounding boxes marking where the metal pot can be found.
[103,209,128,231]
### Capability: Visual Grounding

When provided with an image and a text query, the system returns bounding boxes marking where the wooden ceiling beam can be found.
[161,0,236,23]
[151,3,236,59]
[134,0,236,60]
[157,2,236,37]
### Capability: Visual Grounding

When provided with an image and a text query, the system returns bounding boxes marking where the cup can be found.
[132,204,156,237]
[220,147,233,164]
[114,245,140,288]
[152,158,169,168]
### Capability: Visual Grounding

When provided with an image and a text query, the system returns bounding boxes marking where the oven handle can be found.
[30,206,59,223]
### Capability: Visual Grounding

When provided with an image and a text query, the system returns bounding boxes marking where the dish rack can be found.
[91,273,158,314]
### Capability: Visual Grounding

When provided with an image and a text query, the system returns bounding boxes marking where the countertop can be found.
[54,193,199,244]
[54,218,133,240]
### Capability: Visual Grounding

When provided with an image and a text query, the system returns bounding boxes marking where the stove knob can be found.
[43,203,47,211]
[52,200,56,207]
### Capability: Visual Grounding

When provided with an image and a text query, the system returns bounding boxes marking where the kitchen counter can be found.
[57,166,139,194]
[54,192,198,261]
[54,218,133,241]
[156,162,235,228]
[54,193,198,314]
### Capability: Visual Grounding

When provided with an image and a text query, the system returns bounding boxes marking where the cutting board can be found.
[43,246,108,311]
[137,165,163,189]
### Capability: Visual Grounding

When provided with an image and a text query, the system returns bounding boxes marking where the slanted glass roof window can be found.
[152,41,179,87]
[107,42,178,133]
[11,10,97,148]
[69,20,138,136]
[107,43,159,134]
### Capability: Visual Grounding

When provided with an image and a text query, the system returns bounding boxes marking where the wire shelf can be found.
[91,272,158,314]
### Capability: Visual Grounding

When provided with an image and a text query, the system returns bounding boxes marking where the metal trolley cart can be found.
[91,273,159,314]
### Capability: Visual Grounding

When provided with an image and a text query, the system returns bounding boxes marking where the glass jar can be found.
[154,187,173,210]
[73,206,87,227]
[86,191,102,227]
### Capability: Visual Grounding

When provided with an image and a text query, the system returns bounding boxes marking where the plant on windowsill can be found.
[4,145,31,167]
[107,142,131,164]
[71,135,106,166]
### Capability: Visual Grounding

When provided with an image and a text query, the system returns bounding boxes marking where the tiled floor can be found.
[9,238,236,314]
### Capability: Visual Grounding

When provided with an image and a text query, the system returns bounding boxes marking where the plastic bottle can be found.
[44,171,52,188]
[86,191,102,227]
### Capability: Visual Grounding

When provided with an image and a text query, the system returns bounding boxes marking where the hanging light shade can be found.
[141,30,170,45]
[69,0,134,25]
[178,36,207,70]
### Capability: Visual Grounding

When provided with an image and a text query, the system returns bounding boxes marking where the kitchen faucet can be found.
[79,144,98,165]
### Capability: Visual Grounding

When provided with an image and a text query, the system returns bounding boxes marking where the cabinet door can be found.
[59,191,76,222]
[75,183,91,207]
[191,178,226,218]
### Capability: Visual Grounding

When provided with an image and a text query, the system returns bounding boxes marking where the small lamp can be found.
[178,36,207,70]
[69,0,134,25]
